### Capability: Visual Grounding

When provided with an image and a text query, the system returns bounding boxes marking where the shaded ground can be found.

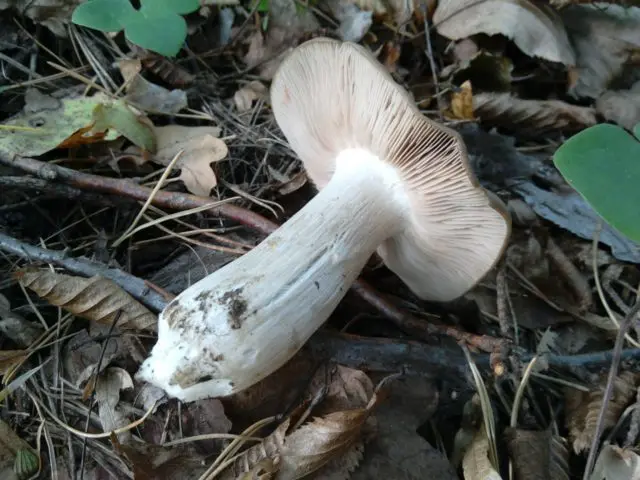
[0,1,640,479]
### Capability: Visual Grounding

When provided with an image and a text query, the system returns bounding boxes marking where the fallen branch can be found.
[0,231,169,312]
[310,331,640,376]
[0,153,503,352]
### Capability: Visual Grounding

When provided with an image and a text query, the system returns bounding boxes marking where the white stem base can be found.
[136,149,409,401]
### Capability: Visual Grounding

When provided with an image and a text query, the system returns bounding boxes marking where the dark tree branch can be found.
[0,231,169,312]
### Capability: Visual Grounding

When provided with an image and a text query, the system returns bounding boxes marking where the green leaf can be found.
[71,0,135,31]
[123,6,187,56]
[250,0,270,12]
[91,100,157,153]
[553,123,640,243]
[142,0,201,14]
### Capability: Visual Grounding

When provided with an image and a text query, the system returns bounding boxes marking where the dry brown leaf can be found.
[596,81,640,130]
[63,329,125,387]
[561,5,640,99]
[308,365,375,415]
[234,81,268,112]
[0,293,43,347]
[221,371,382,480]
[147,125,228,196]
[591,444,640,480]
[351,375,456,480]
[117,59,188,115]
[95,367,134,443]
[222,352,317,431]
[0,350,28,375]
[442,50,514,92]
[433,0,575,65]
[242,0,320,79]
[180,398,232,455]
[449,80,475,120]
[16,268,157,331]
[505,428,569,480]
[139,53,196,88]
[0,0,80,37]
[277,171,308,196]
[462,425,503,480]
[472,92,597,136]
[565,371,640,454]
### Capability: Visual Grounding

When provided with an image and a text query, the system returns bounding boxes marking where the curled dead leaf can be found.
[433,0,575,65]
[472,92,597,136]
[16,268,157,331]
[565,371,640,454]
[221,368,382,480]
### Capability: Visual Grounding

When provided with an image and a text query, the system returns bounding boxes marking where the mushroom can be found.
[136,38,511,402]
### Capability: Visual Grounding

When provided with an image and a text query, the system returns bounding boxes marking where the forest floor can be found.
[0,1,640,479]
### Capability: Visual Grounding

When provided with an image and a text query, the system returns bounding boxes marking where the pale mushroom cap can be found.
[270,37,511,301]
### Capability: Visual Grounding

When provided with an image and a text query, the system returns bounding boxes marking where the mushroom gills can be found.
[136,148,411,401]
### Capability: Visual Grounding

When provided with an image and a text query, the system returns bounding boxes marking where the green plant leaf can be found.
[91,99,157,153]
[123,6,187,56]
[71,0,135,31]
[142,0,201,15]
[553,123,640,243]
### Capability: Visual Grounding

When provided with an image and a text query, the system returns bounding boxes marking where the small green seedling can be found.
[71,0,202,56]
[553,122,640,243]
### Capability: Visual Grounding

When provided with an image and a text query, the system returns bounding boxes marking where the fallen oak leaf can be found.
[139,125,228,197]
[16,268,157,331]
[433,0,575,65]
[221,372,386,480]
[471,92,597,136]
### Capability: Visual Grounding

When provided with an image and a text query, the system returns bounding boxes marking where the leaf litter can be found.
[2,0,640,479]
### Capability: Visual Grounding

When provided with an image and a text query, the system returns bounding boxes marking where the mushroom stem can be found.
[137,148,410,401]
